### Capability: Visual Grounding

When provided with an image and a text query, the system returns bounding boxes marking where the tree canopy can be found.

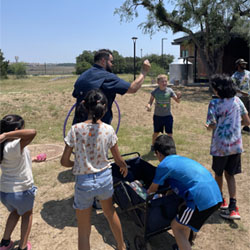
[75,50,173,75]
[115,0,250,77]
[8,62,27,78]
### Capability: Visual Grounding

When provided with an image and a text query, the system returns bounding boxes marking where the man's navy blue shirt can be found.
[72,64,130,124]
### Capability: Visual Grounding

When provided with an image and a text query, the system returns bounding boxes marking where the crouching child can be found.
[147,135,222,250]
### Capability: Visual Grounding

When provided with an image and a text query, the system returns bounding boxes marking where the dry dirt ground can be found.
[0,85,250,250]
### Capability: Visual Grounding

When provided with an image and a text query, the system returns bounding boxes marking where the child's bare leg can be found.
[214,174,223,192]
[2,210,20,241]
[19,209,33,249]
[224,171,236,199]
[171,219,191,250]
[76,207,92,250]
[100,197,126,250]
[152,132,160,145]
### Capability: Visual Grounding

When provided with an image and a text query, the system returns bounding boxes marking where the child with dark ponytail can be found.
[61,89,129,250]
[0,114,44,250]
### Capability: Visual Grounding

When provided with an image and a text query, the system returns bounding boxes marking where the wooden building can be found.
[172,34,250,83]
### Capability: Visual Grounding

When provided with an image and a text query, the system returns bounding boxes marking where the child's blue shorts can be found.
[0,185,37,215]
[73,168,113,210]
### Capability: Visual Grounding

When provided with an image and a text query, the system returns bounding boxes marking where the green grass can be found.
[1,75,250,250]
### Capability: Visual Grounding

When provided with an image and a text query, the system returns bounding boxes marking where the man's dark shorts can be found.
[240,96,250,114]
[212,153,241,176]
[153,115,173,134]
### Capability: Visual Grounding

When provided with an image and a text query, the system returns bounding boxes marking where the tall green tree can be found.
[144,53,174,71]
[0,50,9,79]
[115,0,250,77]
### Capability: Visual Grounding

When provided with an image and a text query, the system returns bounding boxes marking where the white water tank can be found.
[169,58,193,85]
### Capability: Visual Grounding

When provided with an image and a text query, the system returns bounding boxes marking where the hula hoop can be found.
[63,103,77,139]
[63,100,121,139]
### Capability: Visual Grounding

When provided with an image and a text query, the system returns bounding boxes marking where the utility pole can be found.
[161,38,167,67]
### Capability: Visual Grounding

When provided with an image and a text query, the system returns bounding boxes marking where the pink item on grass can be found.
[36,153,47,161]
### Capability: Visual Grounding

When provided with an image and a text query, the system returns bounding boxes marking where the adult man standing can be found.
[72,49,151,125]
[232,58,250,133]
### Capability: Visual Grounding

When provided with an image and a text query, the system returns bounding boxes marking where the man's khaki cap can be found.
[235,58,248,65]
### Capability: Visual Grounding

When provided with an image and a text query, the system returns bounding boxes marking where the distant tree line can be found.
[75,50,174,77]
[0,49,27,79]
[0,49,175,79]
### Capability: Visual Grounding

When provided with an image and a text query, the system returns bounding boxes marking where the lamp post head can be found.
[132,37,138,43]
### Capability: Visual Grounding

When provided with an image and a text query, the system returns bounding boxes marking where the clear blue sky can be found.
[1,0,184,63]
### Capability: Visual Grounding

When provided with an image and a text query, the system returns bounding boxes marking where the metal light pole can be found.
[132,37,138,80]
[161,38,167,67]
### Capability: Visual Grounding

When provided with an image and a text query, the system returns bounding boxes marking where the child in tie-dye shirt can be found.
[205,74,250,220]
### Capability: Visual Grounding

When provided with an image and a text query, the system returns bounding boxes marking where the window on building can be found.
[182,50,189,58]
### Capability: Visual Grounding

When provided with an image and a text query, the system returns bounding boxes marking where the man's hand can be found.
[141,59,151,75]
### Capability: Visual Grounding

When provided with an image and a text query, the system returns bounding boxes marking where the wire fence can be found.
[26,63,76,75]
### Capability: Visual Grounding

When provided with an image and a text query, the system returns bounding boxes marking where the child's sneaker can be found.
[242,126,250,134]
[220,207,241,220]
[26,242,32,250]
[0,240,14,250]
[220,198,228,210]
[17,242,31,250]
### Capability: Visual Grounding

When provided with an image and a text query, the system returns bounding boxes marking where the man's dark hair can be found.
[82,89,108,123]
[210,74,236,99]
[94,49,112,63]
[154,135,176,156]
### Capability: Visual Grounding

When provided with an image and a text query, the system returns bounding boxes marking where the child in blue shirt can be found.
[147,135,222,250]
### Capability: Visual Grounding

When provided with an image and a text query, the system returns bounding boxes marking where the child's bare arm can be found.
[146,95,154,111]
[60,144,74,168]
[110,144,128,177]
[242,113,250,126]
[172,91,182,103]
[147,182,159,194]
[0,129,36,151]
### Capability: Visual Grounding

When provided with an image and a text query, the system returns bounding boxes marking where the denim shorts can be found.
[73,168,113,210]
[0,186,37,215]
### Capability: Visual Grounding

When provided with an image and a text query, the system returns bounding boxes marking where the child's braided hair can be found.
[82,89,108,123]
